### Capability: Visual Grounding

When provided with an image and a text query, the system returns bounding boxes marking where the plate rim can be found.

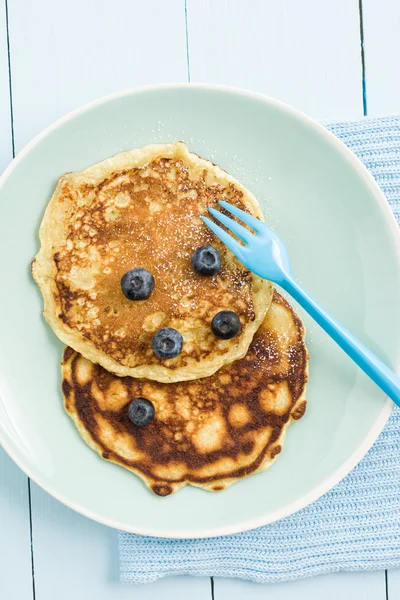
[0,82,398,538]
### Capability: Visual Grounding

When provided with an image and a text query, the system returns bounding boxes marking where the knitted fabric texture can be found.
[119,116,400,584]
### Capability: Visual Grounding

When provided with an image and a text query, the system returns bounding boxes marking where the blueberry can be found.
[121,267,154,300]
[211,310,241,339]
[128,398,155,426]
[191,245,221,276]
[152,328,183,359]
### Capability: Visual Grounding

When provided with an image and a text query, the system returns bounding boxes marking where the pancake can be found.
[62,292,308,495]
[33,142,273,383]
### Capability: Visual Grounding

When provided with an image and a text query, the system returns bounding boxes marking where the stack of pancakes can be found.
[32,142,308,496]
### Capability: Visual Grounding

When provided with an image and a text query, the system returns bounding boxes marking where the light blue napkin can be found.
[119,116,400,584]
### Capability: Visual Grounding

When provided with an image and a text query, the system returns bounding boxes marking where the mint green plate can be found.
[0,84,399,538]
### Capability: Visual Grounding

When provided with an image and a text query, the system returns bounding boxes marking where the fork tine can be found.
[218,200,264,233]
[201,217,245,259]
[208,207,254,244]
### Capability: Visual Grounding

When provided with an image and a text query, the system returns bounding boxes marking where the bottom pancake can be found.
[62,292,308,496]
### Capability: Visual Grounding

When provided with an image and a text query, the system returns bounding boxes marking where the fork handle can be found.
[283,277,400,407]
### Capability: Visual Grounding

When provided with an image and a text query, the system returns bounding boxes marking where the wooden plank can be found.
[6,1,206,597]
[348,0,400,594]
[0,0,12,171]
[215,571,386,600]
[7,0,188,151]
[0,4,33,599]
[388,570,400,599]
[186,0,364,120]
[30,482,211,600]
[362,0,400,116]
[186,4,388,595]
[0,450,33,599]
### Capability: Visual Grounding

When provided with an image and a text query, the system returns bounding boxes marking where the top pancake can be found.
[33,142,273,382]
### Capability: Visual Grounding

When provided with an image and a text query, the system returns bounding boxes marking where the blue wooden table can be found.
[1,1,400,598]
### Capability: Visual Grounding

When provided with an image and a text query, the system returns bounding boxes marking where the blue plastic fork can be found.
[203,200,400,407]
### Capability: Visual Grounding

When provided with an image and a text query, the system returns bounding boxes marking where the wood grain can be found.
[363,0,400,116]
[0,5,33,599]
[0,450,33,599]
[186,0,364,120]
[388,570,400,599]
[0,0,12,170]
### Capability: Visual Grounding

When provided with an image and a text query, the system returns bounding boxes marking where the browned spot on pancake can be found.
[152,484,173,496]
[102,451,110,459]
[56,280,79,315]
[242,441,254,455]
[291,400,307,420]
[62,379,72,398]
[212,485,224,491]
[270,445,282,458]
[63,346,74,362]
